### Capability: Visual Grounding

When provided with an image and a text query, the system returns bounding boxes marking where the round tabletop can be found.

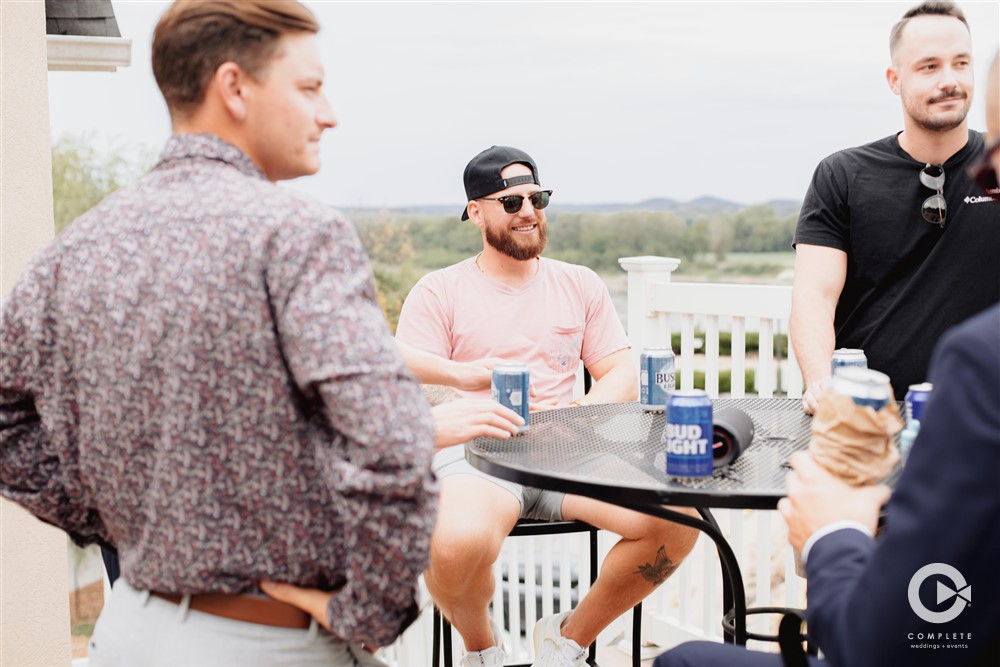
[467,398,855,510]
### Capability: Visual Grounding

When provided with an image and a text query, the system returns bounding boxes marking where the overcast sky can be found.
[47,1,1000,209]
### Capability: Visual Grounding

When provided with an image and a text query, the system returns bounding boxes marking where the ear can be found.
[886,66,901,96]
[467,201,485,230]
[213,61,250,122]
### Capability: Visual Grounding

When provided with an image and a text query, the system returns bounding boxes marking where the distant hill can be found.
[343,196,801,220]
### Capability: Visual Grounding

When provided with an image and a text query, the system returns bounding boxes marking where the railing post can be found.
[618,256,681,368]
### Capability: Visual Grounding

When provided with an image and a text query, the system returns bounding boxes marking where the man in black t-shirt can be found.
[791,1,1000,413]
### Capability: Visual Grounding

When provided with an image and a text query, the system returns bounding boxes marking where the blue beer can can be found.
[664,390,714,477]
[905,382,933,424]
[829,367,892,411]
[831,348,867,374]
[640,346,676,412]
[492,362,530,433]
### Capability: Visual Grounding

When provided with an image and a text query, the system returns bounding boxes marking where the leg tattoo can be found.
[634,545,680,584]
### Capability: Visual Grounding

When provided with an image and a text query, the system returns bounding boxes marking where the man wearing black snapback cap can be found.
[397,146,699,667]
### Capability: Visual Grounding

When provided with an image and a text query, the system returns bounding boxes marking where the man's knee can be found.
[430,520,507,574]
[635,512,699,554]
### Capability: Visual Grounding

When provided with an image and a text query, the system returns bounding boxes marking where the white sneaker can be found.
[460,645,504,667]
[459,619,508,667]
[531,611,587,667]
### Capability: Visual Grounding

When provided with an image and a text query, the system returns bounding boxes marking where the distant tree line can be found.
[354,205,797,273]
[51,134,796,332]
[352,206,797,329]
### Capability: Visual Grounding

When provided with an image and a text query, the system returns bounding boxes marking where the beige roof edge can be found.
[47,34,132,72]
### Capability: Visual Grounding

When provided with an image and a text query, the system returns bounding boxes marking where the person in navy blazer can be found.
[657,44,1000,665]
[657,308,1000,667]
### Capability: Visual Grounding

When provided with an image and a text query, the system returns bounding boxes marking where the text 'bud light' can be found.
[491,362,530,433]
[664,390,713,477]
[640,347,675,412]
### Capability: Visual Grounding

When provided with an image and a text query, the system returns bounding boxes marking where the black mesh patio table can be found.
[465,398,845,646]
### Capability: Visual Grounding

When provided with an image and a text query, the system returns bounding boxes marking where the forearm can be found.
[316,374,438,645]
[395,339,457,386]
[790,245,845,388]
[580,355,637,404]
[791,291,837,387]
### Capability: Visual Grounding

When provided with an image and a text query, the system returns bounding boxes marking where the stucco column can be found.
[1,2,72,666]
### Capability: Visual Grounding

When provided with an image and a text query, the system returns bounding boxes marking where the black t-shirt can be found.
[794,130,1000,399]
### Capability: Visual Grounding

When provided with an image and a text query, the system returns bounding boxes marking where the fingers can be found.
[868,483,892,507]
[777,497,793,521]
[802,389,818,415]
[259,581,333,631]
[787,451,813,474]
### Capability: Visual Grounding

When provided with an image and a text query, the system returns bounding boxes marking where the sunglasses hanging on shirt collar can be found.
[919,164,946,228]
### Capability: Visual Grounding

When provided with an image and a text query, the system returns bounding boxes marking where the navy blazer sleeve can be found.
[805,305,1000,666]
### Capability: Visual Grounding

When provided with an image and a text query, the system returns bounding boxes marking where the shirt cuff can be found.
[801,520,873,565]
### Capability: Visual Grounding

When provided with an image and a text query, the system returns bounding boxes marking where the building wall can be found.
[0,1,72,666]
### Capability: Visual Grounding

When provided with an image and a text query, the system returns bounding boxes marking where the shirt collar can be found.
[155,133,268,181]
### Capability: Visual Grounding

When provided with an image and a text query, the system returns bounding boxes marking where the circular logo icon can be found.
[908,563,971,624]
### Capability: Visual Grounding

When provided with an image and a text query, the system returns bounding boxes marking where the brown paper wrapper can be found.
[808,392,904,486]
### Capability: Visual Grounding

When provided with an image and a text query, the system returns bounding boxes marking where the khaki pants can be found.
[89,580,386,667]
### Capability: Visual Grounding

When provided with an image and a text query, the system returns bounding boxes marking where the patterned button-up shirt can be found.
[0,133,438,646]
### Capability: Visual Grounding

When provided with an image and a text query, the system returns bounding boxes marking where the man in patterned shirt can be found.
[0,2,458,665]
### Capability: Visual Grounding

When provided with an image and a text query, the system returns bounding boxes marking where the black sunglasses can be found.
[919,164,946,228]
[968,138,1000,196]
[477,190,552,214]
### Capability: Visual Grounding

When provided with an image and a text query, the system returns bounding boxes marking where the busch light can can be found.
[905,382,933,424]
[492,362,530,433]
[831,348,867,374]
[664,390,714,477]
[829,367,893,411]
[640,347,676,412]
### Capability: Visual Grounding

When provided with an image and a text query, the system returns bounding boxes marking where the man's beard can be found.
[904,86,971,132]
[484,220,548,260]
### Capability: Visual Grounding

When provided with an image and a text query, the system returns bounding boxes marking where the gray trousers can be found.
[88,580,386,667]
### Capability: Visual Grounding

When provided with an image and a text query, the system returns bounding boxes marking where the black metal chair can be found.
[777,609,818,666]
[432,519,643,667]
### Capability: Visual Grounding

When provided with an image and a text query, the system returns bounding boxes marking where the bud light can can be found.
[664,390,713,477]
[905,382,933,424]
[640,347,675,412]
[492,362,530,433]
[831,348,867,374]
[829,367,892,411]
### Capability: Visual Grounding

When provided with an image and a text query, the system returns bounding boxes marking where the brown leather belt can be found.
[151,591,312,629]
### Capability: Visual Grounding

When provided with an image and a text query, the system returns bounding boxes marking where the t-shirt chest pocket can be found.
[546,325,584,373]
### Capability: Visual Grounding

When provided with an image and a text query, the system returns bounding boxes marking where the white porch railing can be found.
[619,255,806,655]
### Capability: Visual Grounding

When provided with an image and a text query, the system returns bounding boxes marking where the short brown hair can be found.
[889,1,969,59]
[152,1,319,120]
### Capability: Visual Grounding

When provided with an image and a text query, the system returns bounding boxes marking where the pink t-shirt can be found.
[396,257,630,404]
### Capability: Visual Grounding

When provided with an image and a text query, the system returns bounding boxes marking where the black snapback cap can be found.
[461,146,540,220]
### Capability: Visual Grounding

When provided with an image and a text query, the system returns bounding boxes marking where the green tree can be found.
[52,135,154,234]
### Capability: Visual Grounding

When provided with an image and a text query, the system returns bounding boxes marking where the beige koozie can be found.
[809,391,904,486]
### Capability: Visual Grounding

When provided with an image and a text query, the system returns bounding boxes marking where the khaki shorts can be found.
[433,445,565,522]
